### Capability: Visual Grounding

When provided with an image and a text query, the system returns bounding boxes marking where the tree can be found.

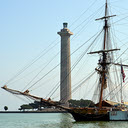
[20,104,33,111]
[68,99,95,108]
[4,106,8,111]
[19,100,58,111]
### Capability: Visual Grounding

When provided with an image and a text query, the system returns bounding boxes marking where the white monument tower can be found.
[58,23,73,107]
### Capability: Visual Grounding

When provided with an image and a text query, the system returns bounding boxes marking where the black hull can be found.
[69,111,109,121]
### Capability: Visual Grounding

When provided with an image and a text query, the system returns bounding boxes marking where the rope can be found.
[5,39,59,86]
[22,51,59,91]
[26,30,103,91]
[45,30,103,99]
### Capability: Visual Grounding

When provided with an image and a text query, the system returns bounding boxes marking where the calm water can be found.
[0,113,128,128]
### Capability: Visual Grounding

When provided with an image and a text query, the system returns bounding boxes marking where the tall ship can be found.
[2,0,128,121]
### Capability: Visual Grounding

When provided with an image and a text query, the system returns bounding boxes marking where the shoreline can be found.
[0,110,68,113]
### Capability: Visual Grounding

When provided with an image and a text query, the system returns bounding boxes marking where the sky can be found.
[1,0,128,110]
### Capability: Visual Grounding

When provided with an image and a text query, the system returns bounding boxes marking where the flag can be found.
[121,65,126,82]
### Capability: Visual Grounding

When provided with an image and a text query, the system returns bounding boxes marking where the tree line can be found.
[69,99,95,108]
[19,99,95,111]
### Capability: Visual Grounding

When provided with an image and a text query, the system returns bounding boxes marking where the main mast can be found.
[103,0,108,50]
[98,0,117,108]
[99,0,109,108]
[89,0,117,108]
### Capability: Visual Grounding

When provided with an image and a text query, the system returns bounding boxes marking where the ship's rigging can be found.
[2,0,128,110]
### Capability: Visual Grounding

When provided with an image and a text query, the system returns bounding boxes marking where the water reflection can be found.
[59,114,111,128]
[59,113,74,128]
[1,113,128,128]
[27,113,128,128]
[37,113,74,128]
[74,121,128,128]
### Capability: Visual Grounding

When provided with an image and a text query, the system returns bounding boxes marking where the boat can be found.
[2,0,128,121]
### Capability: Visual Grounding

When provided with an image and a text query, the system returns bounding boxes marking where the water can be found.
[0,113,128,128]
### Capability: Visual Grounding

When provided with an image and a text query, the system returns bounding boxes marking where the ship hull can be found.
[70,112,109,121]
[109,111,128,121]
[69,111,109,121]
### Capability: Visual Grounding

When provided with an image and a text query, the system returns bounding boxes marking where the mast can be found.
[99,0,108,109]
[103,0,108,50]
[93,0,116,108]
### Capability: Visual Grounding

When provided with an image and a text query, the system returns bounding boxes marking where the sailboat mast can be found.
[91,0,116,108]
[99,0,108,108]
[103,0,108,50]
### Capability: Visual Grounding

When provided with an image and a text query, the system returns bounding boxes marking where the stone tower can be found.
[57,23,73,107]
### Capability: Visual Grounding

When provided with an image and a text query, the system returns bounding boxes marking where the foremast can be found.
[89,0,118,109]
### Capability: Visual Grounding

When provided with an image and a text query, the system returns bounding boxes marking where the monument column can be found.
[57,23,73,107]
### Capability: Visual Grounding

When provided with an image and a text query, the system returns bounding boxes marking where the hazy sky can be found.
[1,0,128,110]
